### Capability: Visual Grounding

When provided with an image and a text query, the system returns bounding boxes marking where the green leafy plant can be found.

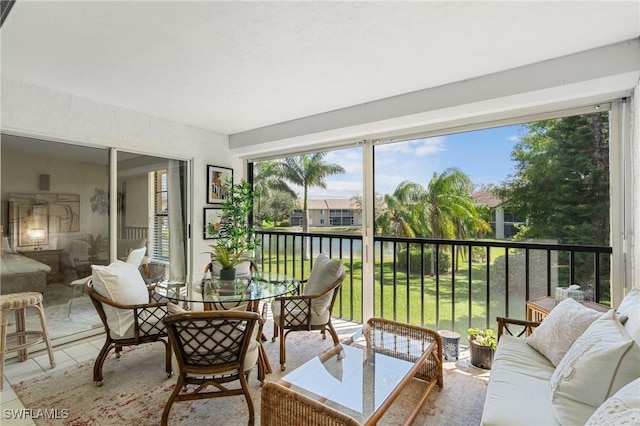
[467,328,497,350]
[84,232,108,258]
[207,177,259,270]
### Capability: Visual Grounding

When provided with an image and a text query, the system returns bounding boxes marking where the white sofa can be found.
[481,288,640,425]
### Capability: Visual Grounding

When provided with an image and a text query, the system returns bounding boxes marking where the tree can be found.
[261,191,299,225]
[275,153,345,258]
[496,113,610,246]
[376,169,490,273]
[253,160,297,224]
[376,181,424,238]
[496,113,610,288]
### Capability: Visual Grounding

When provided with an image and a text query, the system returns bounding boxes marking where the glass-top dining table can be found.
[158,272,300,380]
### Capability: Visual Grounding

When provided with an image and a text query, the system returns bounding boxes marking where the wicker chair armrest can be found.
[89,289,167,310]
[497,317,541,339]
[273,293,316,303]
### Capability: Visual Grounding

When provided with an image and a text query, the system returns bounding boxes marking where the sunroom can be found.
[1,1,639,424]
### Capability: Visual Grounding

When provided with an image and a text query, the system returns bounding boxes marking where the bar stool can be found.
[0,292,55,389]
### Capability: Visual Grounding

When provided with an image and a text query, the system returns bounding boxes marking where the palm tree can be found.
[253,160,297,224]
[376,182,426,238]
[276,153,345,258]
[422,167,490,271]
[378,169,490,273]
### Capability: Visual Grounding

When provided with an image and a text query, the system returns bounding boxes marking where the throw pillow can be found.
[302,253,344,315]
[526,297,603,366]
[92,260,150,338]
[617,288,640,343]
[585,378,640,426]
[550,309,640,425]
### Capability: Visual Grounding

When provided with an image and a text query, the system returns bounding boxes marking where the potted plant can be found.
[468,327,497,369]
[206,177,259,281]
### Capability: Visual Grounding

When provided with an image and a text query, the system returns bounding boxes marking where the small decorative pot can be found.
[469,339,495,369]
[219,268,237,282]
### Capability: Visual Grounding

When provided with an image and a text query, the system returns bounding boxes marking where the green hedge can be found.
[397,246,451,274]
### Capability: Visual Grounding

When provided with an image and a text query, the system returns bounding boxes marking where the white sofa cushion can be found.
[585,378,640,426]
[480,335,559,426]
[526,298,603,366]
[550,309,640,425]
[92,260,150,338]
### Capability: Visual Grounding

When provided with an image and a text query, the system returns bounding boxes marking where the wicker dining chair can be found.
[85,262,172,387]
[261,381,359,426]
[271,253,346,370]
[162,310,265,426]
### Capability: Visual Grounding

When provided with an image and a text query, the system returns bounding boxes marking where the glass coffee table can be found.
[278,318,443,425]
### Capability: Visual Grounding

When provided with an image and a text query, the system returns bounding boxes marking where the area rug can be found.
[12,324,488,425]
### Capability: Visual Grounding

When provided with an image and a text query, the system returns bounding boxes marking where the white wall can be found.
[1,78,241,274]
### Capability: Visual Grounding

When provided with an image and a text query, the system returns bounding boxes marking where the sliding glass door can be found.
[116,152,188,285]
[1,136,189,345]
[1,135,109,342]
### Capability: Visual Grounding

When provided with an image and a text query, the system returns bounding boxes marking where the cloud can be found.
[376,136,446,159]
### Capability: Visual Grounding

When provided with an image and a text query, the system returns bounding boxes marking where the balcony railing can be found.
[255,230,612,338]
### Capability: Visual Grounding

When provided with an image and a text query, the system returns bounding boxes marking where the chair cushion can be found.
[550,309,640,425]
[585,378,640,426]
[526,298,603,366]
[92,260,150,338]
[302,253,344,315]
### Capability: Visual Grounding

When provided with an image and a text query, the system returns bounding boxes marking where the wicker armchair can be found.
[261,381,359,426]
[85,277,172,386]
[162,310,265,426]
[271,254,346,370]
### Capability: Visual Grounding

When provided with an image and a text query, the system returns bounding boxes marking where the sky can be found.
[301,124,527,200]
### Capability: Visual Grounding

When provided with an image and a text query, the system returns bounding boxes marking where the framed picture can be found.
[10,193,80,233]
[207,165,233,204]
[10,200,50,248]
[203,208,222,239]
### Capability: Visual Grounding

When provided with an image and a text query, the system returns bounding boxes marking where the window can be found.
[149,170,169,262]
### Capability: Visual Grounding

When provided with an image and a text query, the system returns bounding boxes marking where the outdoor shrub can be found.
[397,246,451,274]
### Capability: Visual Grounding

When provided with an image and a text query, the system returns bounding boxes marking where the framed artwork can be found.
[9,193,80,233]
[207,165,233,204]
[203,208,222,240]
[9,201,50,248]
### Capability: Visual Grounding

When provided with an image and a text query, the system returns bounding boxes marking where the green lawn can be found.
[258,254,522,339]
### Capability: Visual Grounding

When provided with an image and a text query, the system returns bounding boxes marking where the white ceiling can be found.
[1,1,639,136]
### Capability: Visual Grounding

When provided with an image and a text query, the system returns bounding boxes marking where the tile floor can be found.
[1,336,104,426]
